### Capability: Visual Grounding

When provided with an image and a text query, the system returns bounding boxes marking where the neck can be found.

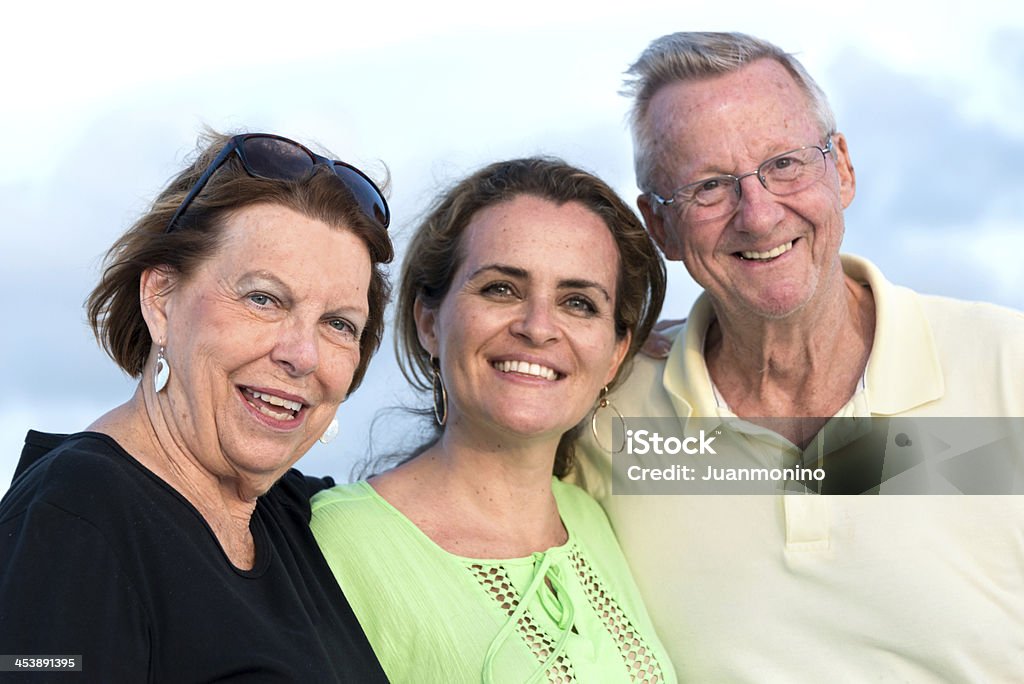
[372,420,566,558]
[89,385,259,569]
[706,271,875,424]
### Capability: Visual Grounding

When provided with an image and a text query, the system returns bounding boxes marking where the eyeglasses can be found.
[650,138,833,223]
[164,133,390,233]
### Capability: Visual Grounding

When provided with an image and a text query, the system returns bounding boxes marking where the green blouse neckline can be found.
[352,479,577,566]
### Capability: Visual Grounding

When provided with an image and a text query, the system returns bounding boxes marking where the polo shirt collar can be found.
[661,254,944,419]
[842,254,944,414]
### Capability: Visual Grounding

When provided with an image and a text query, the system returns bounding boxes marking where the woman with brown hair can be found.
[0,131,392,682]
[312,157,675,683]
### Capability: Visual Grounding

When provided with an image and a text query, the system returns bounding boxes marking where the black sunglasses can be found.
[164,133,390,233]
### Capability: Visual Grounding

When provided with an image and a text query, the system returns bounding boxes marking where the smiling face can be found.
[143,203,371,495]
[639,58,856,320]
[415,195,630,446]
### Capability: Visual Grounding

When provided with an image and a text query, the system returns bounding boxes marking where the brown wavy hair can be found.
[86,129,393,395]
[395,157,665,476]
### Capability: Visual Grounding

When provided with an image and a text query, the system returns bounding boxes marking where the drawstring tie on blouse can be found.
[482,550,575,684]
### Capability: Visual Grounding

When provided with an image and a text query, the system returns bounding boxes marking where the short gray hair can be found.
[624,32,837,193]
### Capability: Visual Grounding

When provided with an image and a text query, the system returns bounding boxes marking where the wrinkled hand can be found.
[640,319,686,359]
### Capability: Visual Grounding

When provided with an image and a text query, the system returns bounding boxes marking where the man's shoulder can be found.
[915,291,1024,337]
[856,254,1024,341]
[908,290,1024,369]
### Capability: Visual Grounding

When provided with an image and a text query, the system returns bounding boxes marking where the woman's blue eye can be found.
[566,295,597,314]
[249,293,273,307]
[328,318,358,337]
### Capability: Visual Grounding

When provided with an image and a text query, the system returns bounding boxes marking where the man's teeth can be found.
[493,360,559,380]
[245,389,302,421]
[740,240,794,261]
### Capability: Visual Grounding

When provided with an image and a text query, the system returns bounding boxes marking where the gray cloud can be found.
[828,46,1023,309]
[832,47,1024,228]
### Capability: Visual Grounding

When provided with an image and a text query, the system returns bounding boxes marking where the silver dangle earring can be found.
[154,345,170,393]
[319,418,339,445]
[431,358,448,427]
[590,386,626,453]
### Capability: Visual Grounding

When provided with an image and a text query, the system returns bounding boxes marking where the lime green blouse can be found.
[311,478,676,684]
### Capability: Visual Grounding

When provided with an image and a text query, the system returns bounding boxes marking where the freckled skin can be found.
[149,204,372,497]
[640,58,857,322]
[417,195,631,449]
[370,195,634,559]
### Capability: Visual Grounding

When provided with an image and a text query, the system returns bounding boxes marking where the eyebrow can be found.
[238,271,292,299]
[237,271,369,321]
[469,263,613,302]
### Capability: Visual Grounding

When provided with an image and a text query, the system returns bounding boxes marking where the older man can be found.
[575,32,1024,681]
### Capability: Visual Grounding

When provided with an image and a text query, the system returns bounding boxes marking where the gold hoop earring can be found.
[590,386,626,453]
[431,358,448,427]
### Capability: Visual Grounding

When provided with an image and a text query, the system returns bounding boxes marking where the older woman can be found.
[0,132,392,681]
[311,158,675,683]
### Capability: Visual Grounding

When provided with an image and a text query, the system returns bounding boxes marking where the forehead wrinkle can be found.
[651,71,820,185]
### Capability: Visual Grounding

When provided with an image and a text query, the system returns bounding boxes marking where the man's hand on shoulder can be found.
[641,318,687,359]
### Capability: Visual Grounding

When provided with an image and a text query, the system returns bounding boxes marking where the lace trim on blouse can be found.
[468,545,665,683]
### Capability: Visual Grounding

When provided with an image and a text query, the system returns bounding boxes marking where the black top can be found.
[0,430,388,683]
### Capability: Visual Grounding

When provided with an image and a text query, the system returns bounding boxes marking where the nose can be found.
[733,172,785,235]
[270,318,320,377]
[509,298,560,346]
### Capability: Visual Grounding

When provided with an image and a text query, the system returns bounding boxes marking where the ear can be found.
[413,296,440,358]
[139,266,177,346]
[603,330,632,387]
[831,132,856,209]
[637,194,683,261]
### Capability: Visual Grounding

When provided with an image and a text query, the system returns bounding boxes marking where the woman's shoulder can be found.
[257,468,336,523]
[310,479,377,512]
[310,480,441,601]
[553,477,634,564]
[310,481,392,542]
[552,477,607,517]
[4,431,148,516]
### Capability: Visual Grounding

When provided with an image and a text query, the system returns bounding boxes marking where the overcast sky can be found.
[2,0,1022,493]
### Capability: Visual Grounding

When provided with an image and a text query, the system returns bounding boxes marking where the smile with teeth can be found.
[493,359,560,381]
[243,388,304,421]
[738,240,794,261]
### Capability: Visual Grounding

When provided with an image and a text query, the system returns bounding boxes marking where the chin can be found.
[745,284,817,320]
[227,440,304,482]
[493,413,576,441]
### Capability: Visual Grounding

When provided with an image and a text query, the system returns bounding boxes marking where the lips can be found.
[241,387,306,422]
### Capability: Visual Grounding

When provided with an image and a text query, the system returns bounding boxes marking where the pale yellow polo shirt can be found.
[574,255,1024,682]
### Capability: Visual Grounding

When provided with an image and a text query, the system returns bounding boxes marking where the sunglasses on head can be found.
[164,133,391,233]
